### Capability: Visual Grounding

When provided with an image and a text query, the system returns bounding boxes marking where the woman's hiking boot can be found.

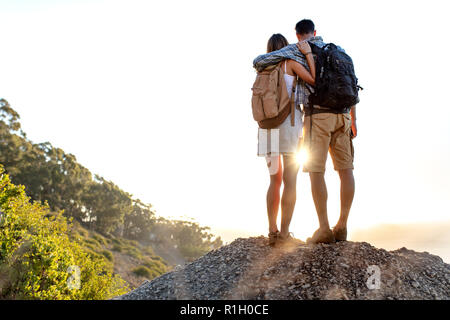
[332,226,347,242]
[268,231,279,246]
[277,232,304,247]
[306,227,335,244]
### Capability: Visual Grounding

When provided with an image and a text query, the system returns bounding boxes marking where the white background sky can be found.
[1,0,449,246]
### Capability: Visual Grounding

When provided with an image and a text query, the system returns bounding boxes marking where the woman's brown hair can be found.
[267,33,289,53]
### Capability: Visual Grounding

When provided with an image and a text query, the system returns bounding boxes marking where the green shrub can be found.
[125,246,142,260]
[150,255,166,263]
[84,238,100,247]
[83,242,97,252]
[0,166,128,299]
[111,239,122,245]
[143,246,155,256]
[178,244,209,260]
[132,266,152,278]
[127,239,139,247]
[77,229,89,238]
[71,221,89,238]
[142,258,167,275]
[101,250,114,262]
[92,234,108,246]
[83,247,103,260]
[111,244,123,252]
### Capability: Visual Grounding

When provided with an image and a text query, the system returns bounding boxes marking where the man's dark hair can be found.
[295,19,315,35]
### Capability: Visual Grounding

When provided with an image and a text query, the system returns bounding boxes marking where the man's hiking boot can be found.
[276,232,304,247]
[268,231,279,246]
[306,228,335,244]
[332,226,347,242]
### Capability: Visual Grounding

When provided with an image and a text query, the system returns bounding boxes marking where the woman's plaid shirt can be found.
[252,36,326,108]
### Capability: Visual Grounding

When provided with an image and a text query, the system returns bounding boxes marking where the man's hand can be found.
[296,41,312,55]
[350,105,357,139]
[351,119,357,139]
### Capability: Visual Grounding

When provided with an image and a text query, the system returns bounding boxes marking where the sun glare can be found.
[296,148,309,166]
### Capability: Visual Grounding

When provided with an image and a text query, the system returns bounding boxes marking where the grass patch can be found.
[84,238,101,247]
[101,250,114,262]
[83,243,97,252]
[111,238,122,245]
[125,246,142,260]
[92,234,108,246]
[112,244,123,252]
[142,258,167,275]
[132,266,152,278]
[143,246,155,256]
[150,255,167,265]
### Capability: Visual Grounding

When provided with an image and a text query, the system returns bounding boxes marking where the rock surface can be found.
[114,236,450,300]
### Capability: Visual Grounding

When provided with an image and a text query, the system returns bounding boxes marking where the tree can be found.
[82,176,132,235]
[0,165,128,299]
[123,200,156,240]
[1,99,223,262]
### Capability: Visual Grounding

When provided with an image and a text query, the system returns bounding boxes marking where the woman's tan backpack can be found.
[251,62,297,129]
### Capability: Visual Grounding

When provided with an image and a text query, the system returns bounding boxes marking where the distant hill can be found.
[115,237,450,300]
[350,222,450,263]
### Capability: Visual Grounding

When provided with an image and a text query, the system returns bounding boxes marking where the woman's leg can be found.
[280,153,300,237]
[266,155,282,233]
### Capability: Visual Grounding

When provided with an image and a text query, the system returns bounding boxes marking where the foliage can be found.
[149,218,222,261]
[0,165,128,299]
[67,221,168,283]
[142,258,166,275]
[101,250,114,262]
[0,98,223,279]
[123,200,155,240]
[132,266,153,278]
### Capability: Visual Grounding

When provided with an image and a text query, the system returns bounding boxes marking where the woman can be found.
[258,33,315,246]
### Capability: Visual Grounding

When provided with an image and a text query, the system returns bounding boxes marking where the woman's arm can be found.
[290,60,315,86]
[304,51,316,82]
[293,41,316,85]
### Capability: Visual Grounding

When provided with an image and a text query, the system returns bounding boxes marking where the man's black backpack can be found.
[308,42,362,111]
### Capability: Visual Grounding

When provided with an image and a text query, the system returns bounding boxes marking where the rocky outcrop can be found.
[115,236,450,300]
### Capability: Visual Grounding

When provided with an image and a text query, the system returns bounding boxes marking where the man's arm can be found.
[253,44,304,72]
[350,105,357,139]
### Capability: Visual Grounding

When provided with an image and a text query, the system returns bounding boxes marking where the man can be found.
[253,19,358,244]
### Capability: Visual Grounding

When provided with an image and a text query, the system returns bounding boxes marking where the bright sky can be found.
[1,0,449,244]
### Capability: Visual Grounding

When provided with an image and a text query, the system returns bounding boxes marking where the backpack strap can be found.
[290,76,298,126]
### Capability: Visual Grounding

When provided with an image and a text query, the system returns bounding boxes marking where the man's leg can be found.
[303,114,336,243]
[266,155,282,233]
[309,172,330,230]
[335,168,355,229]
[328,113,355,239]
[279,154,300,237]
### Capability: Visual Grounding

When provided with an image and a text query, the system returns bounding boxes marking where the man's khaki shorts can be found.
[303,112,354,173]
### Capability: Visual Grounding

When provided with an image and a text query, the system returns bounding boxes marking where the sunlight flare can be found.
[296,148,309,166]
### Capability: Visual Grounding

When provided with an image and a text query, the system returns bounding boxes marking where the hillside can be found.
[115,236,450,300]
[0,99,223,296]
[69,221,171,289]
